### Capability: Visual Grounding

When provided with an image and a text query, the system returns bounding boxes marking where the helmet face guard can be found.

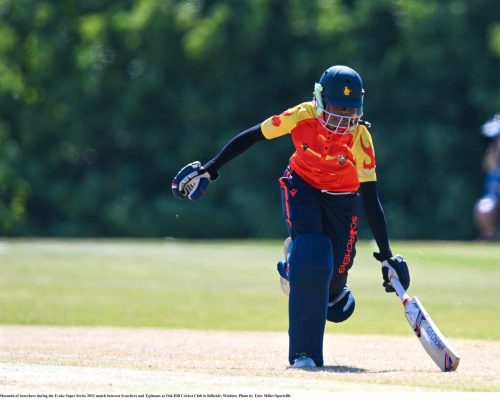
[314,84,363,134]
[314,66,364,134]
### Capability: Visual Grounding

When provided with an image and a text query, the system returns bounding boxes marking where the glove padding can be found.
[171,161,212,201]
[374,253,410,293]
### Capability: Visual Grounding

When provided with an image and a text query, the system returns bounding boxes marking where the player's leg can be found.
[327,285,355,323]
[288,233,333,367]
[320,192,360,323]
[279,171,332,367]
[278,170,321,295]
[276,237,292,296]
[474,195,498,240]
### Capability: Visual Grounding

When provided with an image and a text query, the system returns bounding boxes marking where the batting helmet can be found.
[313,65,364,133]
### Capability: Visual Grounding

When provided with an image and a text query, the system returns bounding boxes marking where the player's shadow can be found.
[321,365,367,373]
[321,365,398,373]
[289,365,397,373]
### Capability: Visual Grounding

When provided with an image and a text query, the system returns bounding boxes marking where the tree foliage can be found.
[1,0,499,239]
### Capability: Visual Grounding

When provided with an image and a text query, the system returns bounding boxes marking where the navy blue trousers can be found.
[279,169,359,299]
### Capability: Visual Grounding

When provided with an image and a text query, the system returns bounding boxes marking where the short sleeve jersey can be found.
[261,101,377,192]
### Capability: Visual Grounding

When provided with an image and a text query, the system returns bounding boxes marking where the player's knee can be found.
[288,234,333,289]
[327,289,355,323]
[475,195,497,216]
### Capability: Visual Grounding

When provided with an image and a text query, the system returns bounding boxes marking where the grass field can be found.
[1,239,499,339]
[1,239,500,393]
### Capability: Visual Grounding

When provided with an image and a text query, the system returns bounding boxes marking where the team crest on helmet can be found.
[343,86,352,96]
[337,154,347,165]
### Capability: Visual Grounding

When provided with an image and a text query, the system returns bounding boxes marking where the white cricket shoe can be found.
[291,356,317,368]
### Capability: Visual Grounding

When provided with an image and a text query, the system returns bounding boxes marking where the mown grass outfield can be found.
[1,239,500,393]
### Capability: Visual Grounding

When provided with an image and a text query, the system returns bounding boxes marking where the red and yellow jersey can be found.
[261,101,377,192]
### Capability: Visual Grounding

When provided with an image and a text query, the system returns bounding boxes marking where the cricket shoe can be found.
[291,356,317,368]
[276,237,292,296]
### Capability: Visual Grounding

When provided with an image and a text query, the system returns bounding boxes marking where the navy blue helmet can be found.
[314,65,364,133]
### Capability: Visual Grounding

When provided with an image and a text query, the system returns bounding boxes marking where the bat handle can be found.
[390,276,411,303]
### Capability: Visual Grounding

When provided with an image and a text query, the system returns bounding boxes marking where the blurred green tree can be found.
[0,0,499,239]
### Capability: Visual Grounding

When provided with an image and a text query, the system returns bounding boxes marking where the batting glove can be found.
[171,161,218,201]
[374,252,410,293]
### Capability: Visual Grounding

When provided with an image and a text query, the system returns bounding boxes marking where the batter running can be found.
[172,65,411,368]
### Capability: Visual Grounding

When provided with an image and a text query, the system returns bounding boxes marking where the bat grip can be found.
[390,276,410,302]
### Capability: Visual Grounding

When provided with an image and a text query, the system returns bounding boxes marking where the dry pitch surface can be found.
[1,326,499,393]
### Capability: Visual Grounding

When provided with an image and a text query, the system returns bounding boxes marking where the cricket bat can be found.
[390,276,460,372]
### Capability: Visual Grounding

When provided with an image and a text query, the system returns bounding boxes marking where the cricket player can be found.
[172,65,411,368]
[474,114,500,240]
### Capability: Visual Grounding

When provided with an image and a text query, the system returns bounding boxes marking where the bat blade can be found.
[390,276,460,372]
[403,296,460,372]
